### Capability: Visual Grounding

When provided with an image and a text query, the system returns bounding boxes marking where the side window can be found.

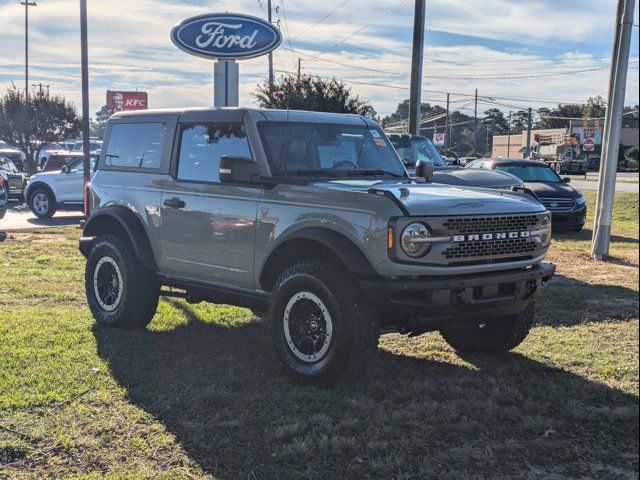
[468,161,482,169]
[69,157,96,173]
[104,122,166,169]
[176,124,251,183]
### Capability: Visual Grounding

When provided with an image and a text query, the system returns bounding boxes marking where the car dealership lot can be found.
[0,191,637,479]
[1,202,82,231]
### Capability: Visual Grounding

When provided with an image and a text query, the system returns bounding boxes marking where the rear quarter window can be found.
[103,122,167,170]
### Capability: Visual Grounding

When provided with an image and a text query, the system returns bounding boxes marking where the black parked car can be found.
[0,174,7,220]
[388,134,523,189]
[466,158,587,231]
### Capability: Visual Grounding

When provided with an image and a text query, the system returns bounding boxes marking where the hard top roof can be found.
[111,107,373,125]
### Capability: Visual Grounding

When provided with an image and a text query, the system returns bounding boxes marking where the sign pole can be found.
[80,0,91,192]
[214,59,239,107]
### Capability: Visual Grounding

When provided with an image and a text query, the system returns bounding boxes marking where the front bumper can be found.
[360,262,556,333]
[551,204,587,230]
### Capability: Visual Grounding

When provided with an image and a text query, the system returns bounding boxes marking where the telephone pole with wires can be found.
[592,0,636,260]
[408,0,426,136]
[268,0,274,85]
[445,93,450,150]
[20,1,37,98]
[473,88,478,153]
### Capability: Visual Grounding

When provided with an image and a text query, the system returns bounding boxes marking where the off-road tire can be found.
[85,234,159,329]
[28,187,56,219]
[440,302,535,354]
[269,261,379,385]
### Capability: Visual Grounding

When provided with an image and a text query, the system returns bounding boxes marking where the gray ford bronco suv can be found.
[80,108,555,383]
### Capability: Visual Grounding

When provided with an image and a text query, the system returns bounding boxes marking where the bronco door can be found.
[158,119,261,290]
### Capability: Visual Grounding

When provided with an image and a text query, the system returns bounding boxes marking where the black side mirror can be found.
[414,160,434,183]
[561,177,571,183]
[219,156,259,183]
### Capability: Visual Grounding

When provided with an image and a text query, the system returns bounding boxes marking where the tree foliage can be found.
[254,75,375,117]
[90,105,111,138]
[0,86,79,172]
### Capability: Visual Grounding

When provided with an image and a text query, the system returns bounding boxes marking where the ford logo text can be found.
[171,13,282,60]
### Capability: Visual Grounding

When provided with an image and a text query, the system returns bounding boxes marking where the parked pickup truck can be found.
[80,108,555,384]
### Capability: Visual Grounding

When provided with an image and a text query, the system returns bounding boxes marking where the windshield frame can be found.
[257,121,408,179]
[390,137,446,167]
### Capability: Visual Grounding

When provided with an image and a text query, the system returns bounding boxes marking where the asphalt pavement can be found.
[567,172,639,193]
[1,202,83,231]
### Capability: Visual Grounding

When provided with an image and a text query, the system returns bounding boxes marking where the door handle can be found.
[163,197,185,209]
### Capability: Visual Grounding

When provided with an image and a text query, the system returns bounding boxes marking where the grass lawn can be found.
[0,192,638,479]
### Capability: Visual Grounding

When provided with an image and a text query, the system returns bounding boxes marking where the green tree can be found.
[90,105,111,138]
[0,86,79,173]
[538,103,584,129]
[254,75,375,117]
[583,95,607,119]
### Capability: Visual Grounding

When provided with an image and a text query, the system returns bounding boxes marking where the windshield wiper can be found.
[345,169,406,178]
[277,169,341,178]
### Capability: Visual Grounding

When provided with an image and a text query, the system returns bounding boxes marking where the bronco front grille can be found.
[442,215,539,234]
[443,237,537,260]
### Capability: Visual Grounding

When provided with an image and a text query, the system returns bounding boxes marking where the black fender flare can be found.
[26,182,56,204]
[260,227,376,289]
[81,206,157,271]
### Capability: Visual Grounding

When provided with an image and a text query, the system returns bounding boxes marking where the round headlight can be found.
[401,223,431,257]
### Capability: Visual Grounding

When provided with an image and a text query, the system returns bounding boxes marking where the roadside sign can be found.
[107,91,148,115]
[171,13,282,60]
[433,132,445,147]
[583,138,596,152]
[583,128,595,140]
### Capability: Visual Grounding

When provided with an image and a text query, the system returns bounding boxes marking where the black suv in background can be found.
[388,134,523,189]
[466,158,587,231]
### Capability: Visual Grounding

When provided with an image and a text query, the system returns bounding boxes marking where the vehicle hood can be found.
[28,171,59,182]
[319,179,545,216]
[434,169,523,188]
[521,181,582,199]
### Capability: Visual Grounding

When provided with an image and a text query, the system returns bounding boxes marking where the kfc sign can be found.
[171,13,282,60]
[107,91,148,115]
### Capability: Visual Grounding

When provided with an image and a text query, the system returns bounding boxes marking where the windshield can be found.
[390,137,445,167]
[496,165,561,183]
[258,122,407,177]
[0,158,17,172]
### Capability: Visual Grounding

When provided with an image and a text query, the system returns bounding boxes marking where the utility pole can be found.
[80,0,91,192]
[408,0,426,136]
[525,107,533,157]
[31,82,49,96]
[20,1,37,97]
[592,0,635,260]
[473,88,478,153]
[507,110,512,157]
[268,0,274,85]
[297,58,301,80]
[445,92,450,150]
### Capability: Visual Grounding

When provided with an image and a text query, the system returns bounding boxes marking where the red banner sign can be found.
[106,91,148,115]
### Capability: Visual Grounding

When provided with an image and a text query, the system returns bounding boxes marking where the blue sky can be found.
[0,0,638,118]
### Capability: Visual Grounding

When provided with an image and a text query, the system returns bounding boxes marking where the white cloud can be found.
[0,0,637,118]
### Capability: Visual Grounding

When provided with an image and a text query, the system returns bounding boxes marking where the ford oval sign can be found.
[171,13,282,60]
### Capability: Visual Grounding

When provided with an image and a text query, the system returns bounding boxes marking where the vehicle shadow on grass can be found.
[552,227,638,245]
[93,301,639,480]
[536,274,639,327]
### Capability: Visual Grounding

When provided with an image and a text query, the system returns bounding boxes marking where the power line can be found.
[304,0,408,62]
[290,0,354,40]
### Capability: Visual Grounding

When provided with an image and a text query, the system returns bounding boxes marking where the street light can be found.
[20,1,37,97]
